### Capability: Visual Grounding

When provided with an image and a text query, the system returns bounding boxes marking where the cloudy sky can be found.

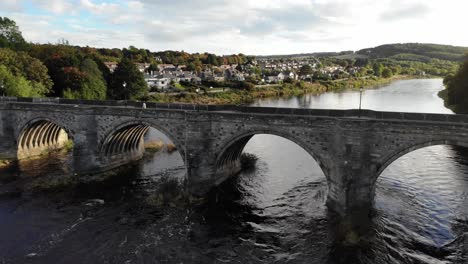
[1,0,467,55]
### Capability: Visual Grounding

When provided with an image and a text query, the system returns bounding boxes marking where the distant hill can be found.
[357,43,468,62]
[257,43,468,62]
[256,51,354,59]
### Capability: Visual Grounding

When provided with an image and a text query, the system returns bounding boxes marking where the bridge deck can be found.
[1,96,467,124]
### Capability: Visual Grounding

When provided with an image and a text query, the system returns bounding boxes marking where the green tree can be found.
[186,62,196,71]
[444,57,468,113]
[299,65,313,76]
[0,65,44,97]
[108,59,148,100]
[0,17,27,50]
[63,58,107,99]
[381,68,393,78]
[0,48,52,94]
[373,63,384,77]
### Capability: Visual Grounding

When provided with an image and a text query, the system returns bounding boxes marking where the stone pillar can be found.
[0,108,17,160]
[325,123,377,217]
[326,164,376,216]
[72,115,102,174]
[184,112,218,197]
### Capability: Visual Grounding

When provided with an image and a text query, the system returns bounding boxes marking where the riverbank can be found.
[437,88,462,114]
[146,75,430,105]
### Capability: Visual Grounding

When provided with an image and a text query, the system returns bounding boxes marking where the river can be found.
[1,78,468,263]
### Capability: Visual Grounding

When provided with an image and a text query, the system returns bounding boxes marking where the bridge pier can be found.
[326,159,378,216]
[0,108,19,161]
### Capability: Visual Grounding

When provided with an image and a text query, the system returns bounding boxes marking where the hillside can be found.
[357,43,468,62]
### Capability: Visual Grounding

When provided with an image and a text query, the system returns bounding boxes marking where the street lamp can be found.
[195,88,200,112]
[0,81,4,97]
[359,87,363,118]
[123,81,127,101]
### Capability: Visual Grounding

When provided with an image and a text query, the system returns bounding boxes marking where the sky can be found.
[0,0,467,55]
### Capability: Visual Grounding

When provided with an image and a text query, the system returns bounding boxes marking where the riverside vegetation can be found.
[440,55,468,113]
[146,75,421,105]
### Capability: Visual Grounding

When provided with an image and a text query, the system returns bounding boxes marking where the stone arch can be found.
[99,120,185,162]
[16,118,73,160]
[214,129,330,184]
[375,139,468,181]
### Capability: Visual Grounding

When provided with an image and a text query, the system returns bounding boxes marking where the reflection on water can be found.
[1,79,468,263]
[252,79,453,114]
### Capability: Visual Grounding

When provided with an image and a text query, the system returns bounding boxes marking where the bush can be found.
[166,143,177,153]
[240,153,258,170]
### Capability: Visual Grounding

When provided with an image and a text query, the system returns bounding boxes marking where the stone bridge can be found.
[1,97,468,216]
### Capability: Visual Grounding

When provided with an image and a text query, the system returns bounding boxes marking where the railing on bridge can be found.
[1,96,467,123]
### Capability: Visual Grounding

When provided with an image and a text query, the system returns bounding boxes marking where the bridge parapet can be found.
[1,96,466,124]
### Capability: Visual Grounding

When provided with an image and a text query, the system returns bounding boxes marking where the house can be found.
[284,71,298,81]
[157,64,176,71]
[135,63,150,73]
[104,62,118,73]
[225,69,245,81]
[200,70,214,81]
[266,76,280,83]
[144,74,170,89]
[178,71,196,82]
[214,73,226,82]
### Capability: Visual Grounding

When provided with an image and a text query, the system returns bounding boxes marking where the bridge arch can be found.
[375,139,468,181]
[214,129,330,184]
[99,120,185,163]
[16,117,73,160]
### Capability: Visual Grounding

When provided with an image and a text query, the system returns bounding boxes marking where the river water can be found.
[1,79,468,263]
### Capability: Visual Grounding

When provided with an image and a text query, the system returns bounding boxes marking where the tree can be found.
[32,44,85,96]
[108,59,147,100]
[0,65,45,97]
[187,62,196,71]
[63,58,107,100]
[373,63,384,77]
[445,57,468,112]
[206,54,220,66]
[299,65,313,76]
[0,48,52,94]
[146,63,159,74]
[381,68,393,78]
[0,17,27,50]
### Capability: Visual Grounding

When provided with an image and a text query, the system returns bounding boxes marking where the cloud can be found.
[380,3,431,21]
[34,0,78,15]
[80,0,120,15]
[1,0,468,55]
[0,0,23,12]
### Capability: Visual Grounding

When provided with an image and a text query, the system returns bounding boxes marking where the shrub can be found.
[240,153,258,170]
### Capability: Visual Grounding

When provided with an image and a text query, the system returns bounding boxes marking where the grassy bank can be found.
[146,75,429,105]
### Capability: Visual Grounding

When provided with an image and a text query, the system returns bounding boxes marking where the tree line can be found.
[0,17,252,100]
[443,55,468,113]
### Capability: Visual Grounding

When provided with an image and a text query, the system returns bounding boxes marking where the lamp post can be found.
[123,81,127,101]
[359,87,363,118]
[195,88,200,112]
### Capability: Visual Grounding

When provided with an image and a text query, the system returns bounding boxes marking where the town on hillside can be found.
[104,56,392,93]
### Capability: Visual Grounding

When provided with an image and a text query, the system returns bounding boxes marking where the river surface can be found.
[1,79,468,263]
